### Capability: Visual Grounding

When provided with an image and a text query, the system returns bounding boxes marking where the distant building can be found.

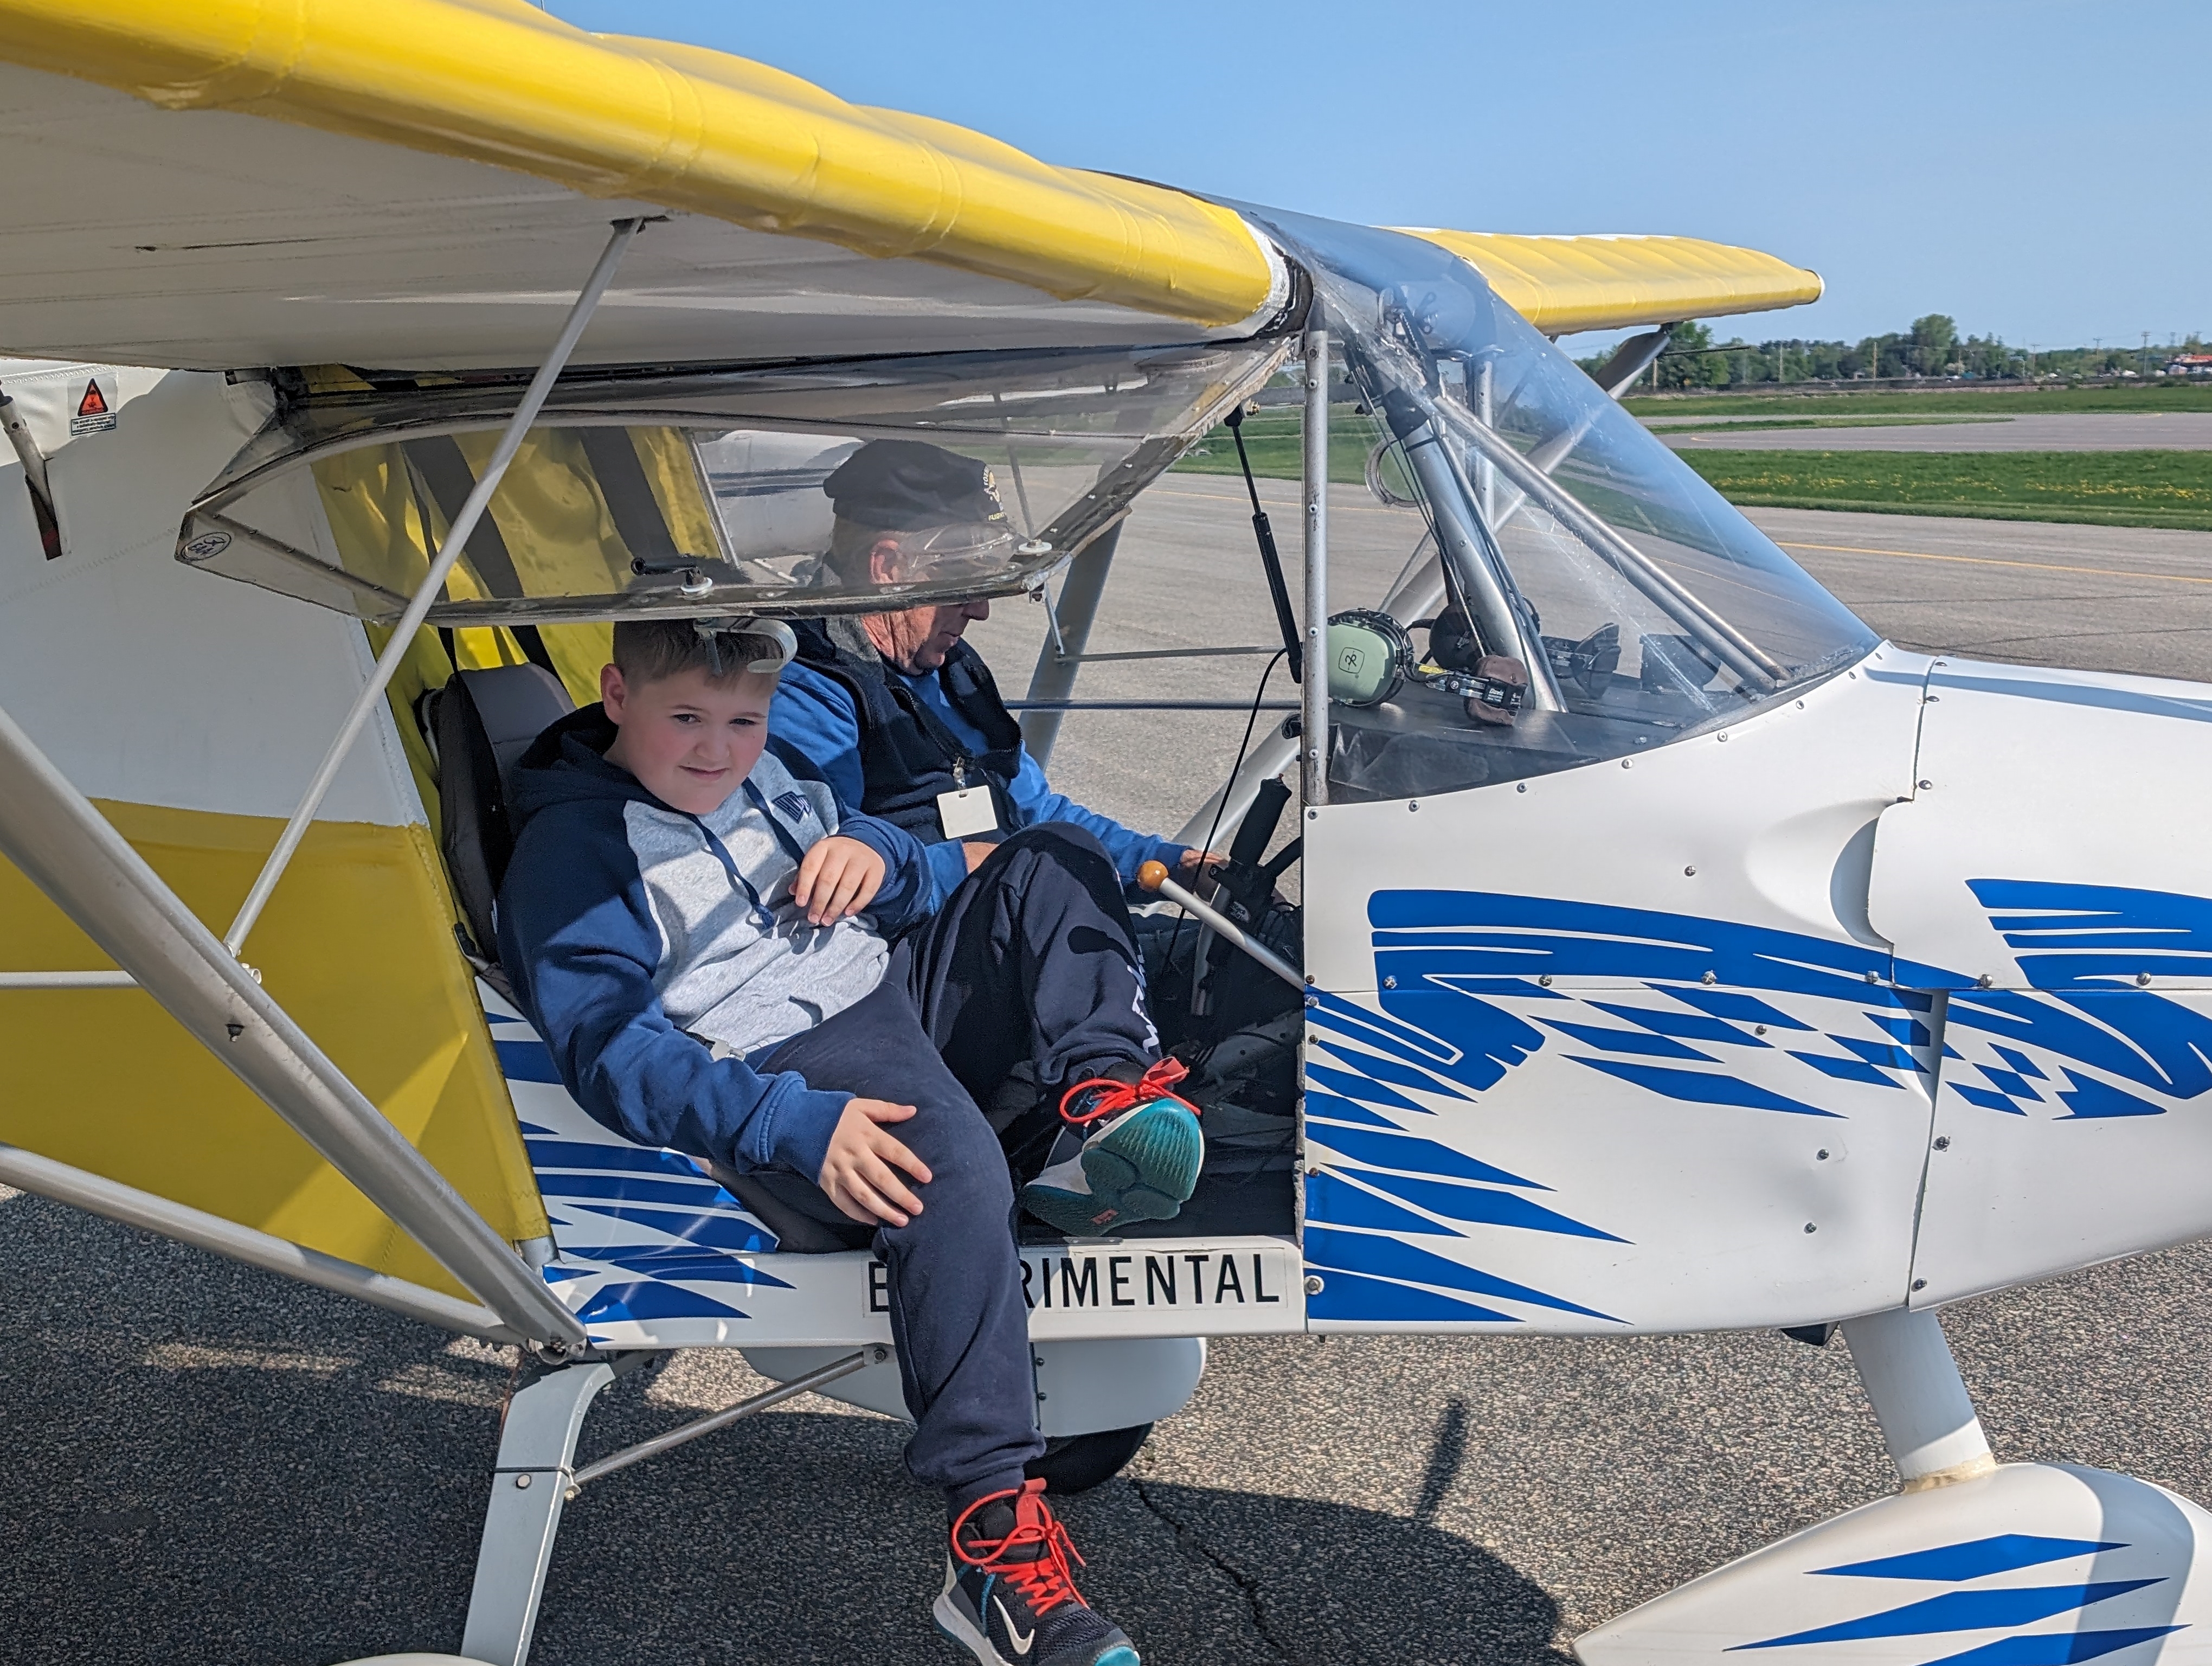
[2165,353,2212,377]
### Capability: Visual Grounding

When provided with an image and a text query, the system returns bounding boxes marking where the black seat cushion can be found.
[427,663,573,966]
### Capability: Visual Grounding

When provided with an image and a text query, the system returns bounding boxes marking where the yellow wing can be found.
[0,0,1288,369]
[1399,230,1822,336]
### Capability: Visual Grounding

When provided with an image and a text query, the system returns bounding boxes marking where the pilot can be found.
[770,437,1215,913]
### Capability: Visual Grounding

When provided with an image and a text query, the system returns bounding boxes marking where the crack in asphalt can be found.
[1128,1477,1297,1663]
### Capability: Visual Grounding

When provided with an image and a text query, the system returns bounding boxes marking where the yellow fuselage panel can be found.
[0,360,544,1291]
[0,802,546,1295]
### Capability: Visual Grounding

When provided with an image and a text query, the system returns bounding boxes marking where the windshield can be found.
[1239,205,1876,799]
[178,339,1289,626]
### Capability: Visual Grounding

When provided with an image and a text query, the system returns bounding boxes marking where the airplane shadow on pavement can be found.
[0,1195,1567,1666]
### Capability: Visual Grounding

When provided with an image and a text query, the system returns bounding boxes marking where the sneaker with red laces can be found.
[1019,1059,1204,1236]
[935,1479,1139,1665]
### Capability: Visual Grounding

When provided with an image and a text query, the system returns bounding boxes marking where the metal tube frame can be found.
[0,699,587,1351]
[1018,522,1122,770]
[224,216,646,957]
[1300,326,1329,808]
[0,1141,518,1342]
[566,1345,886,1495]
[1455,416,1784,687]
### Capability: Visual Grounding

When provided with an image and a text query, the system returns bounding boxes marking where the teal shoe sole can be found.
[1022,1101,1203,1235]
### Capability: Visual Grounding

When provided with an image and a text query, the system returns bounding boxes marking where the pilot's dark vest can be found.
[790,617,1026,845]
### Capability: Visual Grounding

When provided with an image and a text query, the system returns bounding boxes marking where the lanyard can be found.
[685,781,811,929]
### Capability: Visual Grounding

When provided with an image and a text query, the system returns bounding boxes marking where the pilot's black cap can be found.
[822,439,1007,531]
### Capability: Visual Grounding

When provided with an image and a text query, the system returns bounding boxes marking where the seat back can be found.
[427,663,574,964]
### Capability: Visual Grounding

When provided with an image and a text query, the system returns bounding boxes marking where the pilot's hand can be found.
[1177,848,1230,899]
[793,835,885,925]
[962,840,996,873]
[819,1097,931,1227]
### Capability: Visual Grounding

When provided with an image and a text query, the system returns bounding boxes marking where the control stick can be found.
[1137,860,1303,990]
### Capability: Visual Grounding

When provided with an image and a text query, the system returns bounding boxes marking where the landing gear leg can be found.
[1836,1306,1995,1491]
[458,1359,618,1666]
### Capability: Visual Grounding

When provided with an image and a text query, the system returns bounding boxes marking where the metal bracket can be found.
[459,1347,883,1665]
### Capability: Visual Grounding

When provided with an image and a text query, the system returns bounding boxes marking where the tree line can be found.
[1583,316,2208,389]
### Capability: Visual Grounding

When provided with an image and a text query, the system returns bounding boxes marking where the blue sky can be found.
[546,2,2208,353]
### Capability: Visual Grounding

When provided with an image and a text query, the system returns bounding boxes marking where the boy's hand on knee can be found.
[793,835,886,925]
[820,1098,933,1227]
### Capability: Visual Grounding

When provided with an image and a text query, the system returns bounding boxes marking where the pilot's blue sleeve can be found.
[922,838,972,911]
[1004,747,1191,888]
[768,663,867,810]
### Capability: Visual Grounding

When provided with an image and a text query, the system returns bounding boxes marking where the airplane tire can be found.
[1025,1422,1154,1494]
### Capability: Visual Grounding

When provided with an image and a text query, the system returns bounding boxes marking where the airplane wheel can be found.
[1026,1422,1153,1494]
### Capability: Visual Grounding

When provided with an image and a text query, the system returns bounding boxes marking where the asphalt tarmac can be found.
[1654,411,2212,451]
[8,484,2212,1665]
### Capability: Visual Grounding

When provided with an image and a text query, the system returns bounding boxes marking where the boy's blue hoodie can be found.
[496,704,932,1183]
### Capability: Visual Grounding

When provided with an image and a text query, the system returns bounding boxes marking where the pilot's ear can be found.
[867,535,905,585]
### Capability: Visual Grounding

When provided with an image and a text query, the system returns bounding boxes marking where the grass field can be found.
[1171,411,2212,531]
[1642,414,2010,432]
[1169,411,1375,484]
[1676,449,2212,531]
[1622,385,2212,419]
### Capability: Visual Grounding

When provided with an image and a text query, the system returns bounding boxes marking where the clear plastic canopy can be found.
[177,339,1289,626]
[1240,204,1878,799]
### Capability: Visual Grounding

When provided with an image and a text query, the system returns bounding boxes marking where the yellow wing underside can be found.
[0,0,1816,355]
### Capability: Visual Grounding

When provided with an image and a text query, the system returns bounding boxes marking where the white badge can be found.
[937,786,999,840]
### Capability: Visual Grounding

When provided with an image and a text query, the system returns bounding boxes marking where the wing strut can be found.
[0,698,588,1352]
[223,216,647,958]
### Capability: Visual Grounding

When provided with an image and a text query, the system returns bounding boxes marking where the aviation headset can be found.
[1325,608,1528,723]
[690,614,799,675]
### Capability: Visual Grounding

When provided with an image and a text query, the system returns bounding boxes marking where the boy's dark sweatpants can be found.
[747,823,1159,1507]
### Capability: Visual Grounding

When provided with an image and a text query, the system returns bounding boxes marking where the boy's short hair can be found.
[612,619,788,690]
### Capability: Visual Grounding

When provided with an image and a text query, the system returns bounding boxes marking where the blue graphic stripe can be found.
[574,1279,748,1324]
[551,1202,777,1252]
[1573,1056,1842,1117]
[1540,1018,1716,1062]
[496,1037,563,1084]
[1953,1085,2029,1115]
[1588,1001,1769,1047]
[524,1138,709,1179]
[1666,987,1813,1030]
[1303,1226,1619,1321]
[1304,1172,1457,1237]
[1303,1122,1545,1189]
[1303,1266,1516,1324]
[1834,1036,1925,1072]
[1815,1535,2127,1582]
[578,1247,793,1287]
[2056,1073,2165,1120]
[1792,1051,1908,1090]
[1303,1091,1401,1130]
[1305,1063,1431,1116]
[1732,1581,2164,1649]
[534,1172,730,1207]
[1344,1168,1627,1241]
[1919,1627,2185,1666]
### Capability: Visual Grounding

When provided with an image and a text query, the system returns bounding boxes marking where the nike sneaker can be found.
[935,1479,1138,1666]
[1019,1059,1203,1236]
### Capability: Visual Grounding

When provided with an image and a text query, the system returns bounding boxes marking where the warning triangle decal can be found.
[76,382,108,417]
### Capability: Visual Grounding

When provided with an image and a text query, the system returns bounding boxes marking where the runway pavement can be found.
[1654,410,2212,451]
[8,486,2212,1665]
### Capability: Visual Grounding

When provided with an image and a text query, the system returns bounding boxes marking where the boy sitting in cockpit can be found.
[496,616,1186,1666]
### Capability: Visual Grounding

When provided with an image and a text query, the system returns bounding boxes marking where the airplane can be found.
[2,3,2208,1663]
